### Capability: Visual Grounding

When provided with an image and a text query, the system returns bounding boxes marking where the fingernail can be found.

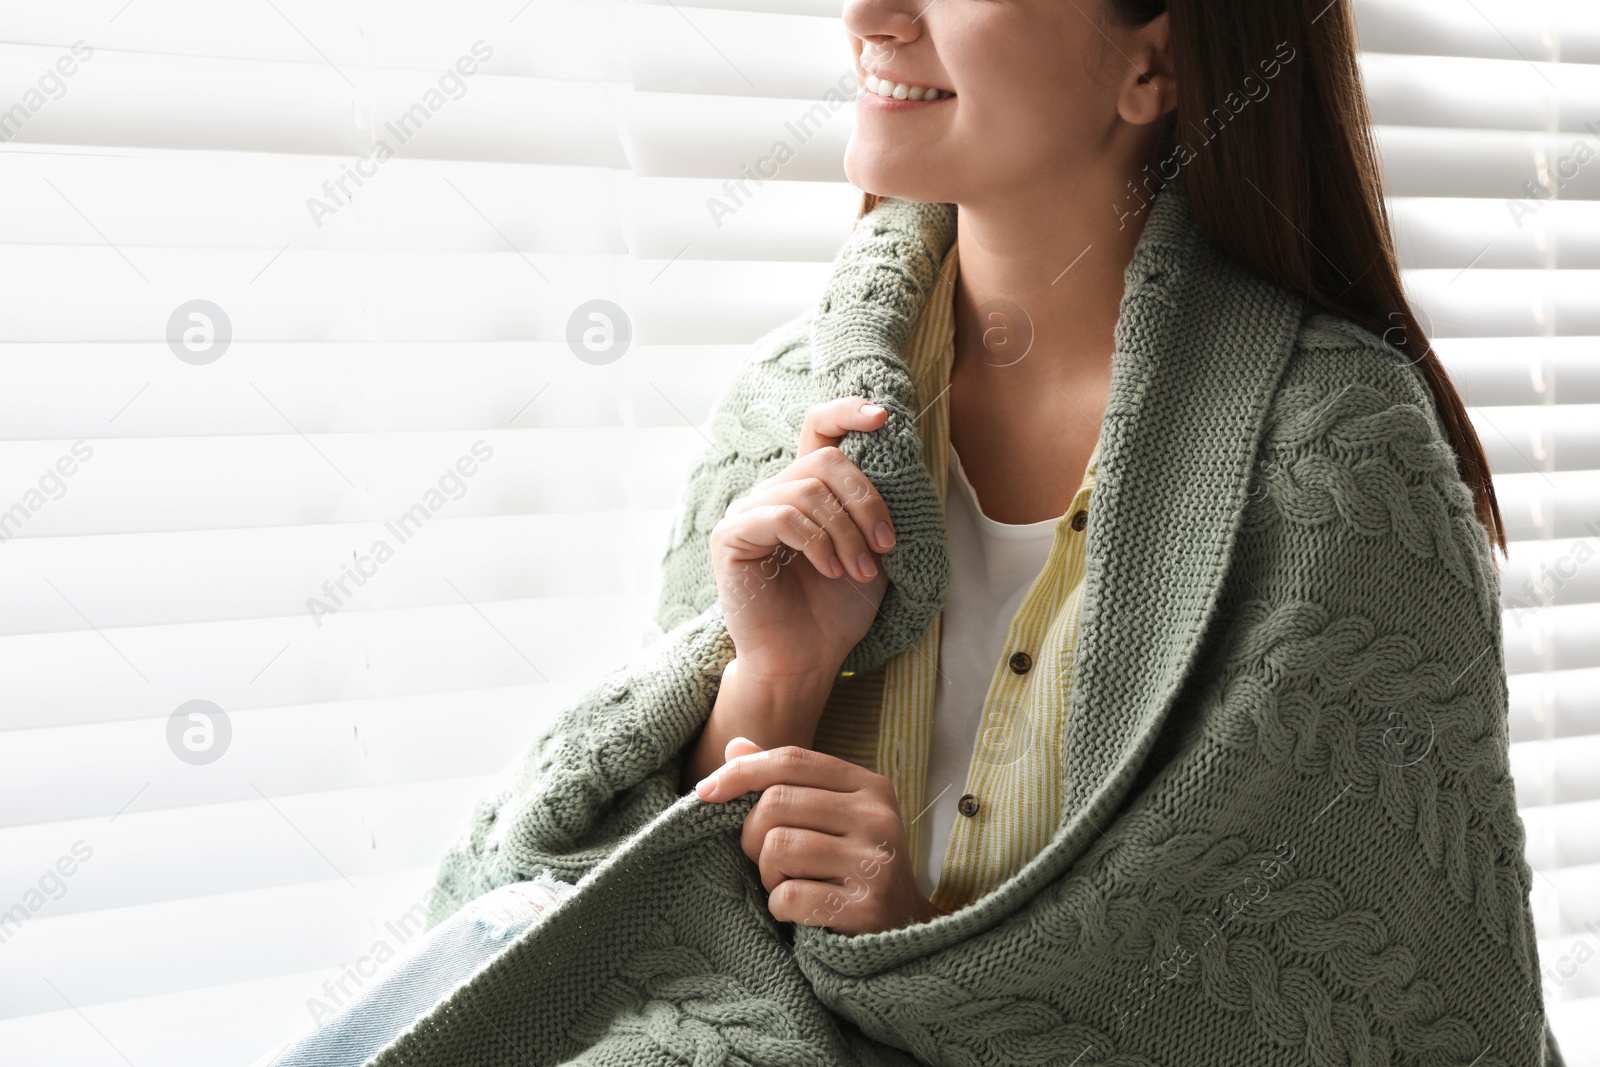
[874,521,895,550]
[695,776,716,799]
[829,555,844,578]
[860,403,883,416]
[858,552,877,579]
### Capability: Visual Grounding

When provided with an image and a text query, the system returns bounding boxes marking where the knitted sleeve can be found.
[421,315,815,930]
[790,313,1557,1066]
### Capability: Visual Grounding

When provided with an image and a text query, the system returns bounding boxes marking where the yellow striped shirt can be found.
[811,241,1100,914]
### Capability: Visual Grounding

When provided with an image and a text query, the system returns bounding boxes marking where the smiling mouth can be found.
[861,74,955,102]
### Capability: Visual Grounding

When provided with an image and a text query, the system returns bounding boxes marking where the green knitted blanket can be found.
[373,181,1563,1066]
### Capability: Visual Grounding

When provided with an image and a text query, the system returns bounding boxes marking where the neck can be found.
[951,163,1159,382]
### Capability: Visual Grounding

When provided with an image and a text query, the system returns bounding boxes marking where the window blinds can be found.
[0,0,1594,1062]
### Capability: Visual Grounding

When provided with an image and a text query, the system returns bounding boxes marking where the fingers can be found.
[695,744,868,803]
[767,878,856,929]
[779,470,878,582]
[797,397,897,553]
[799,396,886,456]
[703,748,919,934]
[723,455,894,582]
[712,397,897,584]
[739,783,857,865]
[753,825,848,893]
[763,842,905,932]
[713,501,849,581]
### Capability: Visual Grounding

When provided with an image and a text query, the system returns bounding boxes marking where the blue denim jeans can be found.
[257,871,577,1067]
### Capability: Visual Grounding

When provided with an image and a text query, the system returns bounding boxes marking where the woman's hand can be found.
[709,397,896,683]
[680,398,897,791]
[694,737,947,936]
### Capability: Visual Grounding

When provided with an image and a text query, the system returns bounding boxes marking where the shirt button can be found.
[1070,509,1088,531]
[1008,651,1032,674]
[957,793,980,817]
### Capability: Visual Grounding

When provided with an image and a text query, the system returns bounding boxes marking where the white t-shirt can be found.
[916,439,1058,899]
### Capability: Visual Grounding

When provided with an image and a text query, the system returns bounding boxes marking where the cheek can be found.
[957,40,1106,157]
[842,17,1109,196]
[958,87,1101,175]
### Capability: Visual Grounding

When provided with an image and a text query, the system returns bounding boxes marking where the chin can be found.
[843,142,947,204]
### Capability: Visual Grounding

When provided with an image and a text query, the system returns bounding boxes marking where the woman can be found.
[266,1,1564,1064]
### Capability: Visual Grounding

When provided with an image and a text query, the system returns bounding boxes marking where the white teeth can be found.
[863,74,950,101]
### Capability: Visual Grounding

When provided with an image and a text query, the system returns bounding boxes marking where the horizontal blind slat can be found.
[0,867,438,1019]
[0,777,499,912]
[0,151,626,254]
[1509,666,1600,743]
[1353,0,1600,64]
[1389,198,1600,270]
[1443,337,1600,406]
[0,248,827,343]
[1513,734,1600,806]
[0,46,629,164]
[1362,52,1600,133]
[0,597,655,731]
[0,342,745,439]
[0,514,677,634]
[1491,470,1600,540]
[1375,126,1600,200]
[0,965,366,1067]
[0,152,862,258]
[0,430,703,536]
[1406,269,1600,336]
[1470,407,1600,473]
[1503,603,1600,675]
[1,0,626,79]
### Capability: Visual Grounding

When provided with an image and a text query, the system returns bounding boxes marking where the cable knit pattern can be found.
[1242,377,1475,589]
[1200,596,1530,960]
[384,179,1563,1067]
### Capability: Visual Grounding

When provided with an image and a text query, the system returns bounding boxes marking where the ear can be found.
[1117,12,1178,127]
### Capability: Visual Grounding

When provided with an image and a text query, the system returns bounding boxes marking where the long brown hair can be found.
[856,0,1508,559]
